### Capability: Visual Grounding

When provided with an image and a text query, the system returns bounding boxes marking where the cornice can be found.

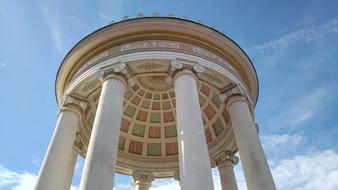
[55,17,258,108]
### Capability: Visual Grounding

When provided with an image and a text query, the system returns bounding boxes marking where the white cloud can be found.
[272,150,338,190]
[286,86,329,127]
[3,149,337,190]
[38,0,125,55]
[0,8,6,15]
[249,15,338,55]
[0,165,37,190]
[0,164,78,190]
[97,0,124,22]
[262,134,304,150]
[32,159,41,168]
[151,178,180,190]
[38,1,65,54]
[268,86,331,128]
[233,150,338,190]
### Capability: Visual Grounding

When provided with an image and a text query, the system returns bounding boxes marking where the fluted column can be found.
[220,85,276,190]
[215,152,239,190]
[35,96,85,190]
[172,61,215,190]
[131,172,155,190]
[79,63,127,190]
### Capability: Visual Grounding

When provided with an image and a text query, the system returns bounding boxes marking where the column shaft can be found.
[64,148,78,189]
[131,172,154,190]
[79,78,125,190]
[228,100,276,190]
[35,111,79,190]
[134,182,151,190]
[175,72,214,190]
[218,164,238,190]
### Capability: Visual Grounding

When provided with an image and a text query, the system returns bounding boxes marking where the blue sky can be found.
[0,0,338,189]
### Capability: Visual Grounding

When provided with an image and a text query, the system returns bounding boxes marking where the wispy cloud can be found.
[0,164,78,190]
[0,8,7,16]
[262,134,303,150]
[3,148,335,190]
[266,85,332,129]
[38,0,125,55]
[0,165,36,190]
[38,1,65,55]
[285,86,329,127]
[261,134,304,161]
[249,16,338,55]
[272,150,338,190]
[97,0,124,22]
[151,178,180,190]
[233,149,338,190]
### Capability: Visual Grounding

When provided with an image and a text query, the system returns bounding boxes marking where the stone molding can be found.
[62,51,250,107]
[75,40,237,81]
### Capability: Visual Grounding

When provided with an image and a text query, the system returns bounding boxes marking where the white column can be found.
[79,74,126,190]
[221,86,276,190]
[174,66,214,190]
[64,148,79,188]
[216,152,239,190]
[131,172,154,190]
[35,109,80,190]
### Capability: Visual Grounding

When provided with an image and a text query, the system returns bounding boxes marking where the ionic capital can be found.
[215,151,239,168]
[168,60,205,84]
[219,84,253,110]
[131,171,155,187]
[98,62,136,89]
[59,94,87,119]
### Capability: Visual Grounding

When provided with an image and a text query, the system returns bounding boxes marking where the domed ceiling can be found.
[75,59,237,168]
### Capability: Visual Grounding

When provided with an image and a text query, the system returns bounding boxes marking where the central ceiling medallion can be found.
[138,74,171,92]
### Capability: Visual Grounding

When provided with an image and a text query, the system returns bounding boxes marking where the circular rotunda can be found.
[35,17,276,190]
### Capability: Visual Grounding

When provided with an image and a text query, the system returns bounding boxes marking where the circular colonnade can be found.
[35,17,276,190]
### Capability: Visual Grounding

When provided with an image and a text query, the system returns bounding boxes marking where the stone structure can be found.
[35,17,276,190]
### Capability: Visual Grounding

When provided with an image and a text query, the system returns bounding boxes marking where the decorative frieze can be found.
[121,41,179,52]
[193,46,226,64]
[75,40,236,80]
[135,62,164,70]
